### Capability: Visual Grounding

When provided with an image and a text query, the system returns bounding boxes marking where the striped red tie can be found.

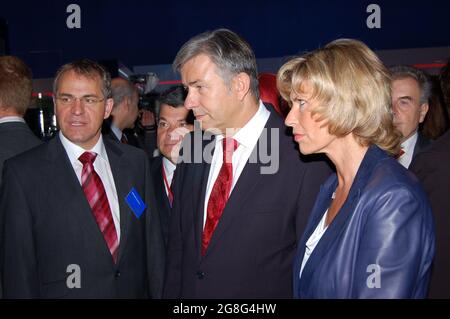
[79,152,119,263]
[201,138,238,256]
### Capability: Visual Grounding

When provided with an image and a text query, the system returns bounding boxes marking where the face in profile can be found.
[126,90,140,129]
[180,54,241,133]
[157,104,193,163]
[54,70,113,149]
[391,77,429,141]
[285,81,334,155]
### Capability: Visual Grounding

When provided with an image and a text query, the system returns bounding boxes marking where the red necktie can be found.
[395,148,405,160]
[79,152,119,263]
[161,165,174,207]
[201,138,238,256]
[120,134,128,144]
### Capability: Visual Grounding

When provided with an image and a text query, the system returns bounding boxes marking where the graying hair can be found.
[390,65,431,105]
[111,78,137,109]
[53,59,112,98]
[173,28,260,101]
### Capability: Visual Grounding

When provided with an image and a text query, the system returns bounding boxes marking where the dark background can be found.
[1,0,450,78]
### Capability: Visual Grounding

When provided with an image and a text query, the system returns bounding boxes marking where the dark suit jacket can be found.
[163,107,332,299]
[102,120,141,148]
[150,156,172,246]
[410,129,450,298]
[294,145,435,298]
[0,135,165,298]
[412,132,432,159]
[0,121,41,187]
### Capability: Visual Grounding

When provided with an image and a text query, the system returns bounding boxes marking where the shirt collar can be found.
[0,116,25,124]
[401,131,418,153]
[59,131,108,165]
[216,101,270,149]
[162,156,177,176]
[110,122,123,141]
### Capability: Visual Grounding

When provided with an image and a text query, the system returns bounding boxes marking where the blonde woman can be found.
[278,39,435,298]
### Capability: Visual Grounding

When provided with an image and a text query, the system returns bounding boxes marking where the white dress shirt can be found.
[299,210,328,278]
[0,116,25,124]
[162,156,176,197]
[398,131,418,169]
[203,101,270,228]
[59,131,121,241]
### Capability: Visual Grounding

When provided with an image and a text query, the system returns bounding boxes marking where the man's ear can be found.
[233,72,251,101]
[419,102,429,123]
[104,98,114,119]
[124,96,131,111]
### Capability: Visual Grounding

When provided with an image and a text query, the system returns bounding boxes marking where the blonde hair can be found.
[277,39,401,155]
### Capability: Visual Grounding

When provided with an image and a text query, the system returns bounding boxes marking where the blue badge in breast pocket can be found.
[125,187,147,219]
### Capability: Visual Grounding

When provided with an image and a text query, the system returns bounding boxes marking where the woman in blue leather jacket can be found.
[277,39,435,298]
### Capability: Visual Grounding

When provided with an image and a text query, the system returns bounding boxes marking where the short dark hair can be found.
[0,56,33,115]
[53,59,112,98]
[173,28,259,101]
[155,85,194,124]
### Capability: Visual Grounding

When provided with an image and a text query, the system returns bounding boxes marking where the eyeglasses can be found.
[55,95,105,106]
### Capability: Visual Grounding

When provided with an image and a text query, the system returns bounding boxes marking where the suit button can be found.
[115,270,121,278]
[196,271,205,279]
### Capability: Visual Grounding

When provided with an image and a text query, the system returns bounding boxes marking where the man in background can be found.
[151,85,194,245]
[390,65,431,168]
[0,56,41,186]
[103,77,140,146]
[0,55,42,298]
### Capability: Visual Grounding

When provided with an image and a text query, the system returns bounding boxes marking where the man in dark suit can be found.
[163,29,331,299]
[0,56,42,298]
[0,59,165,298]
[151,85,194,245]
[0,56,42,187]
[391,65,432,168]
[102,77,141,146]
[410,129,450,298]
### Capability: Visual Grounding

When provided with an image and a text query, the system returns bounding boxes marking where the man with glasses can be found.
[0,59,165,298]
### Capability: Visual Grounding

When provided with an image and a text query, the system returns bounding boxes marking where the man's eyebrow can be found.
[187,80,199,86]
[399,96,413,101]
[57,93,101,98]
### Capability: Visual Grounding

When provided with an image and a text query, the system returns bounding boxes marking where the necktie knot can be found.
[79,151,97,165]
[395,148,405,160]
[223,138,238,164]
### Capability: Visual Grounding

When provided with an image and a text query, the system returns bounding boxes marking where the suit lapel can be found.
[201,114,277,258]
[297,180,360,295]
[153,157,171,219]
[104,138,132,264]
[296,145,385,295]
[413,132,431,158]
[47,137,116,267]
[195,142,214,258]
